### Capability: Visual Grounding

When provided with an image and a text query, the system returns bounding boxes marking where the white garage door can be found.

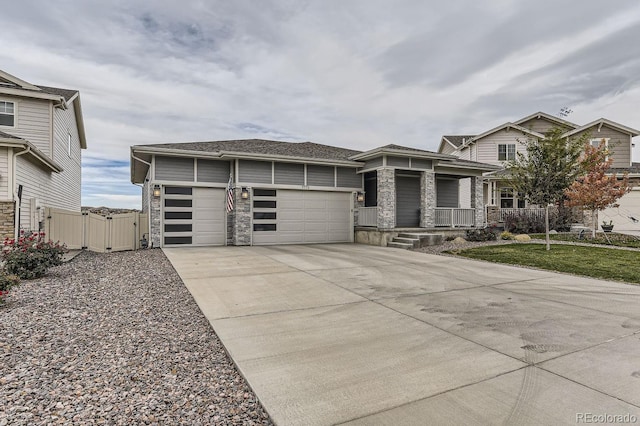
[252,189,352,245]
[601,188,640,233]
[163,186,225,246]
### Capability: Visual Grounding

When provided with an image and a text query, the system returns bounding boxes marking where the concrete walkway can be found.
[163,244,640,425]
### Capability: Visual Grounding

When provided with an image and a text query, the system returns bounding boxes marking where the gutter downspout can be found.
[13,146,31,238]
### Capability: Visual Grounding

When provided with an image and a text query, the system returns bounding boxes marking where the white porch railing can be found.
[356,207,377,227]
[434,208,475,227]
[499,208,546,222]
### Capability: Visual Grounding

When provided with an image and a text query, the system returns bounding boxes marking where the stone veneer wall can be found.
[376,168,395,229]
[150,194,161,248]
[470,176,485,226]
[353,191,364,227]
[420,171,435,227]
[232,187,251,245]
[0,201,15,240]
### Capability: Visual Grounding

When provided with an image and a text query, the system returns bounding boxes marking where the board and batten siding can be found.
[573,126,632,169]
[1,96,52,156]
[16,102,83,229]
[274,162,304,185]
[197,159,230,183]
[155,156,195,181]
[474,129,528,166]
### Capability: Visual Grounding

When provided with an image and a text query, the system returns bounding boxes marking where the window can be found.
[498,144,516,161]
[0,101,15,126]
[590,138,610,161]
[500,187,514,208]
[67,133,71,157]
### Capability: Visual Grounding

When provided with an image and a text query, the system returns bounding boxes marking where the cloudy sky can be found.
[2,0,640,208]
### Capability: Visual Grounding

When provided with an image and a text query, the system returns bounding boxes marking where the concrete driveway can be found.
[163,244,640,425]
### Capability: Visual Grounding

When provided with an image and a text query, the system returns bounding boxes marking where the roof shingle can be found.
[140,139,362,161]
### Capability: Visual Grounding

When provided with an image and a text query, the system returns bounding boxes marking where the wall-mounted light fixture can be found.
[241,187,250,200]
[153,184,161,197]
[356,192,365,203]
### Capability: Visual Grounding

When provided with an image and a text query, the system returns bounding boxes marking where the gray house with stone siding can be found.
[130,140,498,248]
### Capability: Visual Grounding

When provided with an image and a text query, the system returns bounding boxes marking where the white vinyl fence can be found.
[44,207,149,252]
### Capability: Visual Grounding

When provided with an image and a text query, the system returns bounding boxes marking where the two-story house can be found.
[438,111,640,226]
[0,69,87,239]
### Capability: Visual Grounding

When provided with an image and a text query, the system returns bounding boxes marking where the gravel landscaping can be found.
[0,249,273,425]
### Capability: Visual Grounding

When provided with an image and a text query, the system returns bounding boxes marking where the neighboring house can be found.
[438,111,640,224]
[0,70,87,238]
[130,140,498,247]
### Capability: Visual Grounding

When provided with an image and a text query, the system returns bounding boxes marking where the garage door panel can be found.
[164,187,225,247]
[252,189,352,245]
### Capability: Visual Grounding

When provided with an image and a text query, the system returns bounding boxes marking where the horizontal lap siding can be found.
[3,96,51,156]
[475,129,528,166]
[518,118,572,134]
[274,162,304,185]
[411,159,432,170]
[239,160,272,184]
[437,178,459,208]
[307,165,334,187]
[387,156,409,168]
[575,126,632,169]
[50,103,81,211]
[363,157,383,170]
[16,103,82,230]
[336,167,361,188]
[155,156,195,181]
[197,159,230,183]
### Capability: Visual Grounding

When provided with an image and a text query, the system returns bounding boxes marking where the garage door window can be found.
[253,189,277,232]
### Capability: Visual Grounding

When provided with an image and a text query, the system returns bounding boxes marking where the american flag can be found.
[225,175,234,212]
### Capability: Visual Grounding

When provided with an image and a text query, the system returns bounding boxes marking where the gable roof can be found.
[349,143,455,161]
[0,69,87,149]
[442,135,475,148]
[514,111,579,129]
[561,118,640,138]
[463,123,545,147]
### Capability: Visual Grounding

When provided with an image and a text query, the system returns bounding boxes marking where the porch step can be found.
[397,233,444,247]
[387,241,413,250]
[392,237,421,248]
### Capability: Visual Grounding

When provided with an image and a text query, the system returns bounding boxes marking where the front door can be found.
[395,174,421,227]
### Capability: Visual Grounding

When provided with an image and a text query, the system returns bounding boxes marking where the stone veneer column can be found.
[0,201,15,240]
[420,171,435,227]
[470,176,485,226]
[353,191,365,226]
[232,187,252,245]
[376,168,395,229]
[150,193,161,248]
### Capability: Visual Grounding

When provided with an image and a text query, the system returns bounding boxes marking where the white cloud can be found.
[1,0,640,209]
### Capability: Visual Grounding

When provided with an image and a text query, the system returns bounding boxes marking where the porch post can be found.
[470,176,485,226]
[376,168,395,229]
[420,171,435,227]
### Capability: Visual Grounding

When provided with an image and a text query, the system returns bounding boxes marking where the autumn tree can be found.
[506,127,589,250]
[564,141,630,238]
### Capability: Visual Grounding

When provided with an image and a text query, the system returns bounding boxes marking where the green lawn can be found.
[448,243,640,284]
[529,232,640,248]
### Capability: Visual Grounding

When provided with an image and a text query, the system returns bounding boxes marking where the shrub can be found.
[0,273,20,304]
[2,231,67,279]
[503,207,577,234]
[465,227,498,242]
[500,231,514,240]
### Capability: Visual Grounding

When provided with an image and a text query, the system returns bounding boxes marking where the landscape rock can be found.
[514,234,532,242]
[452,237,467,244]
